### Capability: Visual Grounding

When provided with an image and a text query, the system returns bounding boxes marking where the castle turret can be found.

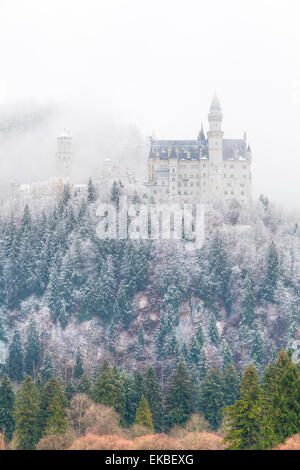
[56,130,73,179]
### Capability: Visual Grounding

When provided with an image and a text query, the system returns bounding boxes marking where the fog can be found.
[0,0,300,209]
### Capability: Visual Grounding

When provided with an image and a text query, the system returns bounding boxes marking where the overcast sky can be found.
[0,0,300,209]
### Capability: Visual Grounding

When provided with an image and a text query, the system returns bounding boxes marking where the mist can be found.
[0,0,300,209]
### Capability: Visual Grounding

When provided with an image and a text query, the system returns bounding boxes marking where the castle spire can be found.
[210,92,221,113]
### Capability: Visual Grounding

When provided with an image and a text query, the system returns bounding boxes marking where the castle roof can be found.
[149,138,208,161]
[149,137,247,161]
[223,139,246,160]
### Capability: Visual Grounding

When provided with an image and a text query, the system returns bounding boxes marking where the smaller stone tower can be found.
[56,130,73,179]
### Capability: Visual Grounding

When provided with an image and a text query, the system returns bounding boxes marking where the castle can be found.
[147,95,252,204]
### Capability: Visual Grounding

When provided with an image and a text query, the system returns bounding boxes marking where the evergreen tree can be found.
[93,360,117,408]
[114,286,131,329]
[77,374,92,396]
[223,365,262,450]
[195,323,205,349]
[14,376,40,450]
[165,361,192,429]
[112,365,126,424]
[241,274,255,326]
[40,350,54,383]
[8,328,24,383]
[222,363,239,407]
[251,322,263,367]
[138,325,145,347]
[0,309,7,343]
[221,339,233,369]
[260,350,300,448]
[73,347,84,379]
[264,241,279,302]
[24,317,40,378]
[39,377,68,437]
[198,367,224,430]
[135,395,154,432]
[87,177,96,203]
[189,335,202,366]
[0,374,15,441]
[208,312,219,346]
[208,231,232,313]
[110,181,121,209]
[65,380,76,405]
[198,348,207,381]
[143,367,163,432]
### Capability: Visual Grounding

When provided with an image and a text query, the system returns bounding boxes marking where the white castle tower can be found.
[56,130,73,179]
[207,93,224,199]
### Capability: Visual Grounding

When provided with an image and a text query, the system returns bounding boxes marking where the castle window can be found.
[184,191,187,195]
[173,168,175,173]
[231,191,234,195]
[241,191,245,195]
[230,174,234,178]
[203,164,206,168]
[190,182,194,187]
[224,191,228,195]
[203,173,206,178]
[230,164,234,169]
[243,165,246,169]
[196,182,200,187]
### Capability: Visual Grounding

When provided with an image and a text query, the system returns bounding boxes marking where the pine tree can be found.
[77,374,92,396]
[112,365,126,424]
[241,274,255,326]
[135,395,154,432]
[0,374,15,441]
[198,348,207,381]
[195,323,205,349]
[93,360,117,408]
[123,373,137,427]
[40,350,54,383]
[208,312,219,346]
[260,350,300,448]
[165,361,192,429]
[221,339,233,369]
[73,347,84,379]
[8,328,24,383]
[222,363,239,407]
[65,380,76,405]
[265,362,300,446]
[264,241,279,302]
[138,326,145,347]
[143,367,163,432]
[14,376,40,450]
[24,317,40,378]
[223,365,262,450]
[0,309,7,343]
[111,181,121,210]
[250,321,263,367]
[189,335,202,366]
[114,285,131,329]
[87,177,96,203]
[208,231,232,313]
[198,367,224,430]
[39,377,68,437]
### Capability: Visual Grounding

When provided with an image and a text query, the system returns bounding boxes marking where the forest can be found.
[0,179,299,449]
